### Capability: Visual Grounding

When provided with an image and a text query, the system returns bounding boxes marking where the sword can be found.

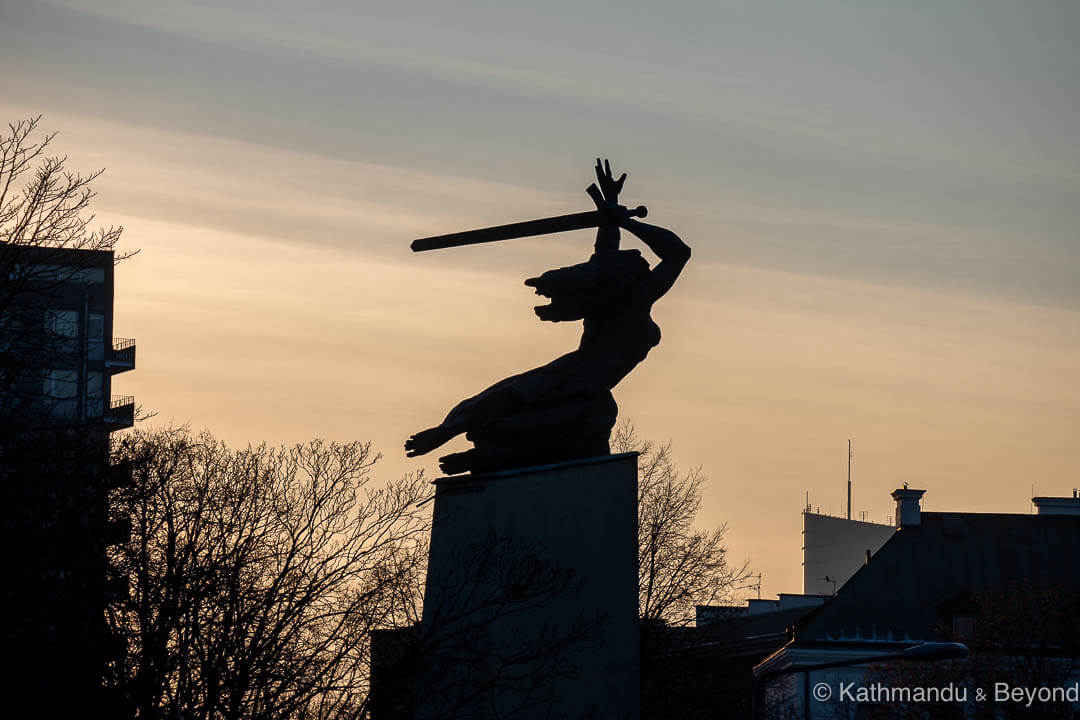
[411,184,647,252]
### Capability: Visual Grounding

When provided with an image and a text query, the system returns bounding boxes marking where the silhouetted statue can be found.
[406,160,690,475]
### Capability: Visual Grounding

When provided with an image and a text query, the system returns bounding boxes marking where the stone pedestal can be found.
[418,453,639,720]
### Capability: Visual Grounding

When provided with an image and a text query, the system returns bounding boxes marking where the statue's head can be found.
[525,250,650,322]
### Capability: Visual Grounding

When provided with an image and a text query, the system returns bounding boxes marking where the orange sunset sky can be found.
[2,0,1078,596]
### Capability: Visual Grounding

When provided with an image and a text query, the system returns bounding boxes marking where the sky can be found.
[2,0,1078,597]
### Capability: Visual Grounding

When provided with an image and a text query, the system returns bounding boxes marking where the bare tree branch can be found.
[106,428,430,720]
[612,420,752,626]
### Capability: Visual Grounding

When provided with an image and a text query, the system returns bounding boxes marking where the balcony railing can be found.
[106,394,135,428]
[108,337,136,373]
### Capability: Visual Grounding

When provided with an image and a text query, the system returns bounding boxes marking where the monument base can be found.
[417,453,639,720]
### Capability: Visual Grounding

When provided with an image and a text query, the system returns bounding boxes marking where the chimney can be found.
[891,486,926,527]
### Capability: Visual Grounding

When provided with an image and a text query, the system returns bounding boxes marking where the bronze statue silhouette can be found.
[406,160,690,475]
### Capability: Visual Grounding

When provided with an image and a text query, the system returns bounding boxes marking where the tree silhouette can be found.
[106,428,430,720]
[611,421,754,720]
[611,421,752,626]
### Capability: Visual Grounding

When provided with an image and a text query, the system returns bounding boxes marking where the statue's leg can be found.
[447,389,617,474]
[406,357,574,458]
[437,449,477,476]
[405,388,520,457]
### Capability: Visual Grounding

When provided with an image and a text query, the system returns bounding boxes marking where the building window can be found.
[73,267,105,284]
[46,310,79,338]
[87,313,105,360]
[0,310,13,352]
[45,369,78,419]
[87,313,104,339]
[11,264,104,284]
[86,371,103,417]
[46,369,78,399]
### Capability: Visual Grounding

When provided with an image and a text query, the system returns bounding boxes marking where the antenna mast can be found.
[847,439,852,520]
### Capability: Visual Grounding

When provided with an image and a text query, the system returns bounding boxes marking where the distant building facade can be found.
[1033,490,1080,516]
[643,595,826,719]
[759,489,1080,719]
[802,509,894,595]
[697,593,829,626]
[587,483,1080,719]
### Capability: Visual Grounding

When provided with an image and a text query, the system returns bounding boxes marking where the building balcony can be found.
[107,337,136,374]
[106,394,135,428]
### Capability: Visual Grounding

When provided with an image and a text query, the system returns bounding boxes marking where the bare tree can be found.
[611,421,752,626]
[612,421,754,720]
[107,428,603,720]
[106,427,431,720]
[0,116,127,259]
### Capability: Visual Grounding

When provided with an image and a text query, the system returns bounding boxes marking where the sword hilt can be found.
[585,183,648,222]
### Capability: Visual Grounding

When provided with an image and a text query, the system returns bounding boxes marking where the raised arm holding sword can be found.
[406,159,691,476]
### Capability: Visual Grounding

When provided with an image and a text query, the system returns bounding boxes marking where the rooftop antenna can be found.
[847,439,853,520]
[741,573,763,600]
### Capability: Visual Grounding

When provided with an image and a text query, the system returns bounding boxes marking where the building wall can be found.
[0,245,134,715]
[2,248,132,426]
[802,511,894,595]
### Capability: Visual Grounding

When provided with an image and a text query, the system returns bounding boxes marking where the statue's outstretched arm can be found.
[593,158,624,254]
[620,217,691,302]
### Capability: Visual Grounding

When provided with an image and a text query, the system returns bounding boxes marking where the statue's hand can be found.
[595,158,626,204]
[586,183,623,223]
[586,184,645,226]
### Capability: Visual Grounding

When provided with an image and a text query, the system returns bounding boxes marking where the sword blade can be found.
[411,210,605,252]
